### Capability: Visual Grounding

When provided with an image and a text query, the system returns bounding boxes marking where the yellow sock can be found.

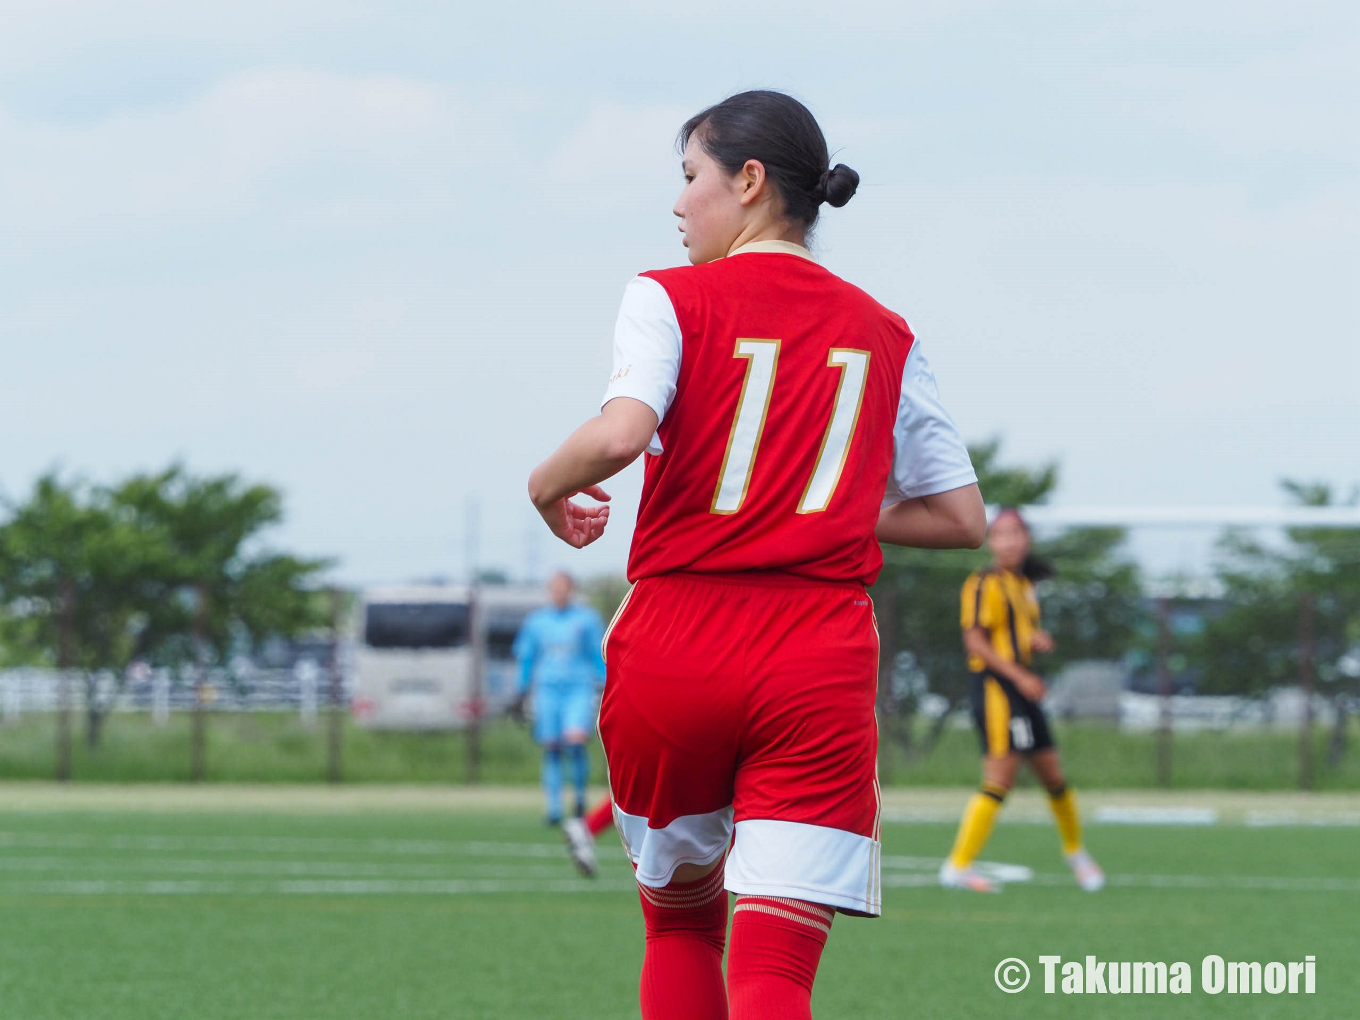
[947,782,1007,869]
[1049,786,1082,855]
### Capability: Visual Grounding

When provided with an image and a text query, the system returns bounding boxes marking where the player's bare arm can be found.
[528,396,659,548]
[962,626,1046,700]
[876,483,986,549]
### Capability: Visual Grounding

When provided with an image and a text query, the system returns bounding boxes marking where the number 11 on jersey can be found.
[799,348,870,513]
[711,339,781,515]
[711,339,870,516]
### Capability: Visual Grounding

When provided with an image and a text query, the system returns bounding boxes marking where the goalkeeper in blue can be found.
[512,572,606,825]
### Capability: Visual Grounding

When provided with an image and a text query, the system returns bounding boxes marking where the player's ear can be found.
[737,159,766,206]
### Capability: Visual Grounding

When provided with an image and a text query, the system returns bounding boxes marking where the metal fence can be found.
[0,663,355,724]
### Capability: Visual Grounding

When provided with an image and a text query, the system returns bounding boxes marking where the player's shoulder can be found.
[964,567,999,589]
[635,259,732,298]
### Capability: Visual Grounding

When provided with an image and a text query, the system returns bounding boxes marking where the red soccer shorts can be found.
[598,572,882,916]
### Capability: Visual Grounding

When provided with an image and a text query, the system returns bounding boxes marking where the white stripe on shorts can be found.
[724,819,882,917]
[614,803,734,889]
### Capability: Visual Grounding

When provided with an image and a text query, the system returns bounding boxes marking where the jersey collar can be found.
[727,239,816,262]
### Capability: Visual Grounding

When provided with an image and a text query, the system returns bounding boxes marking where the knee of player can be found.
[979,780,1010,803]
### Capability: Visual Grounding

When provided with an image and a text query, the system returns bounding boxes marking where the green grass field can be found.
[0,789,1355,1018]
[5,713,1358,790]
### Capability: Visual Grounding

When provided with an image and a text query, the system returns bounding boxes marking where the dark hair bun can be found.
[817,163,859,208]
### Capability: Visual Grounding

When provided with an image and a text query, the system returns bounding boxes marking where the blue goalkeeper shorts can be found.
[532,686,596,745]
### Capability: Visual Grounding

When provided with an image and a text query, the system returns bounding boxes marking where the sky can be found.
[1,1,1356,586]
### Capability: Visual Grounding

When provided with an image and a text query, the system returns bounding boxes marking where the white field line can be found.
[0,838,1353,896]
[2,879,639,896]
[1245,811,1360,827]
[882,806,1360,828]
[882,859,1360,894]
[883,873,1360,893]
[8,870,1357,896]
[0,856,602,878]
[0,832,626,858]
[1025,872,1360,893]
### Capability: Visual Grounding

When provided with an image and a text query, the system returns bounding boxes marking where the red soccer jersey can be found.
[601,241,975,586]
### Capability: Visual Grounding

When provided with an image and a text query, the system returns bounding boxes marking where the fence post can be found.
[326,587,345,785]
[55,578,75,783]
[152,670,170,727]
[1156,597,1172,788]
[190,583,209,783]
[465,583,485,784]
[297,660,319,726]
[1298,591,1316,791]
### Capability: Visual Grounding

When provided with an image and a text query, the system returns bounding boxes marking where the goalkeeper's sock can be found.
[727,896,832,1020]
[947,782,1007,869]
[637,866,729,1020]
[541,746,563,822]
[568,743,589,813]
[1047,784,1083,856]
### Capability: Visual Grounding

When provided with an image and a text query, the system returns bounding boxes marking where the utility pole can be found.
[466,583,485,784]
[524,517,542,586]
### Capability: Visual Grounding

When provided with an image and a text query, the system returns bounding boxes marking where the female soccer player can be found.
[528,90,986,1020]
[939,508,1105,893]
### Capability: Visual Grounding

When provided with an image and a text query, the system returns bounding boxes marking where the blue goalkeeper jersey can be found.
[512,604,606,694]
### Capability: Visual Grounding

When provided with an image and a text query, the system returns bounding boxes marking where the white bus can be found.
[351,583,544,730]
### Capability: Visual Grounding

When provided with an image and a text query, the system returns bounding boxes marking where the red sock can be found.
[585,798,614,837]
[726,896,833,1020]
[636,866,729,1020]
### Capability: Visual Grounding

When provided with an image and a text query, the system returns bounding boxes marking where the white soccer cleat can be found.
[1066,849,1105,891]
[938,860,1000,893]
[562,817,598,878]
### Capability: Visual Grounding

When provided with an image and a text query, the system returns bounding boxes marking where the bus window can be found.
[484,607,530,662]
[364,603,470,649]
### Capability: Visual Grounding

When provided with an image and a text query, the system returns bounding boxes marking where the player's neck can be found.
[724,221,807,257]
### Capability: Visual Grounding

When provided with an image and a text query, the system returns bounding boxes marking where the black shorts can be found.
[969,672,1054,757]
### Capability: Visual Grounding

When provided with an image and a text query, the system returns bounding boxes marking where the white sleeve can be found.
[601,276,682,456]
[882,341,977,507]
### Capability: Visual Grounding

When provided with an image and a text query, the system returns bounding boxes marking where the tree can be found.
[872,440,1142,759]
[0,466,331,773]
[1194,480,1360,766]
[0,473,163,760]
[109,467,331,779]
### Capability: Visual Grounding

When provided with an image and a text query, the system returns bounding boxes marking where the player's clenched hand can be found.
[1031,630,1056,654]
[538,486,611,548]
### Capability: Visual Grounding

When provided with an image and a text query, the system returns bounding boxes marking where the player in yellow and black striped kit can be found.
[938,508,1105,893]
